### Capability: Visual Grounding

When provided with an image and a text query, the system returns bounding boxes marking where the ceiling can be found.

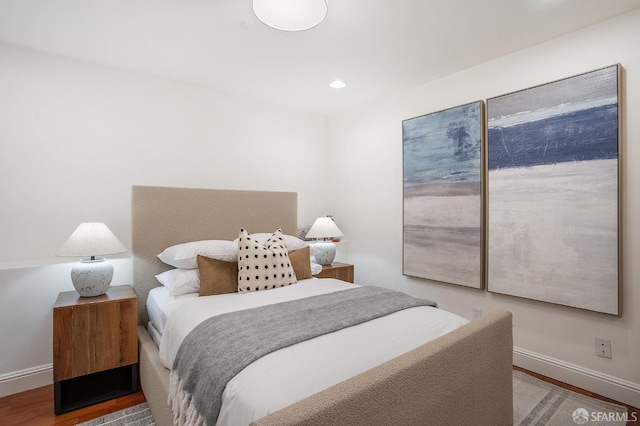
[0,0,639,115]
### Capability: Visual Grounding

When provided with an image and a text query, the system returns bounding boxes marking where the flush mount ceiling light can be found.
[252,0,328,32]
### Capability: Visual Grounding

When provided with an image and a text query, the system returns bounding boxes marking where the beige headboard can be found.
[131,185,298,325]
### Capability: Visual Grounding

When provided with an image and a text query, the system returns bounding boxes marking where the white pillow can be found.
[310,261,322,275]
[233,233,307,252]
[157,240,237,269]
[155,268,200,296]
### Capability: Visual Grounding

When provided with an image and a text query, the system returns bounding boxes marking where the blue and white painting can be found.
[403,101,483,289]
[487,65,619,315]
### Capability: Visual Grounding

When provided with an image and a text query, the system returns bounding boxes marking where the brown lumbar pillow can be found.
[289,246,312,280]
[197,255,238,296]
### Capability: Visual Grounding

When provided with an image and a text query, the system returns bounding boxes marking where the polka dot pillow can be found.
[237,228,297,293]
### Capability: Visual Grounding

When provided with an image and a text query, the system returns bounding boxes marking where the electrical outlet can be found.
[595,338,612,359]
[472,307,482,320]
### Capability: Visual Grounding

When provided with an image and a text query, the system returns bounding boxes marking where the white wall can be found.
[328,10,640,407]
[2,10,640,406]
[0,42,331,267]
[0,42,331,396]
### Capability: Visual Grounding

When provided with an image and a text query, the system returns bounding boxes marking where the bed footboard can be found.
[251,310,513,426]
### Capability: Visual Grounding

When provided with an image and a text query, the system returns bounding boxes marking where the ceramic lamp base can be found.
[70,258,113,297]
[313,241,337,265]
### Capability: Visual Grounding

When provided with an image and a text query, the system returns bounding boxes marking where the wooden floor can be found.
[0,385,146,426]
[0,368,638,425]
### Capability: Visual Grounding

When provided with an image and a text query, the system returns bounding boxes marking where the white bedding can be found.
[147,285,197,341]
[158,278,469,426]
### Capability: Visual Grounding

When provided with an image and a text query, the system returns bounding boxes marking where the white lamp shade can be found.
[305,217,343,240]
[57,222,126,257]
[253,0,328,31]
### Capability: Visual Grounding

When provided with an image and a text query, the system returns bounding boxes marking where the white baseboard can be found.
[514,346,640,409]
[0,364,52,398]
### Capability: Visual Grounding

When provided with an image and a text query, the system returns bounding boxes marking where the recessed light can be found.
[241,20,255,29]
[330,80,346,89]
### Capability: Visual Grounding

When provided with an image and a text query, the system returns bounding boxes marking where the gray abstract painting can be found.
[403,101,483,289]
[487,65,620,315]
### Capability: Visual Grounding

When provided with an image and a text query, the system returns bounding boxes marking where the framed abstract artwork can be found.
[403,101,483,289]
[486,65,620,315]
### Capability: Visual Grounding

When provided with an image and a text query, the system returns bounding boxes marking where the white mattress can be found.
[158,278,469,426]
[146,320,162,348]
[146,285,198,344]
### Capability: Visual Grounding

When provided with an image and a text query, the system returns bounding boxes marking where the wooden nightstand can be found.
[316,262,354,283]
[53,285,138,414]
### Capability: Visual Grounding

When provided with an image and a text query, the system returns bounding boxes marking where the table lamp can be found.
[305,217,344,265]
[57,222,127,297]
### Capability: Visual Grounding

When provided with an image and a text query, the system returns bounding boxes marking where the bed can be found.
[132,185,513,426]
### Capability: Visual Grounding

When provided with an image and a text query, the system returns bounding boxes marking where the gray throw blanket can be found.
[169,286,437,426]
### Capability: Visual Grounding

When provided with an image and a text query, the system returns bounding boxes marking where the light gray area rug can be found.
[79,372,629,426]
[514,370,628,425]
[78,402,155,426]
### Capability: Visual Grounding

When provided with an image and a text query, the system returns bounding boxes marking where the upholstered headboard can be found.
[131,185,298,325]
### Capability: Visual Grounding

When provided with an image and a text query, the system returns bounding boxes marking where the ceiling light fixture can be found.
[252,0,328,32]
[329,79,346,89]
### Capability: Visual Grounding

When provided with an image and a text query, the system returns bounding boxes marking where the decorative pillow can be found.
[237,228,297,293]
[157,240,237,269]
[288,246,312,280]
[155,268,200,296]
[197,255,238,297]
[233,233,307,252]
